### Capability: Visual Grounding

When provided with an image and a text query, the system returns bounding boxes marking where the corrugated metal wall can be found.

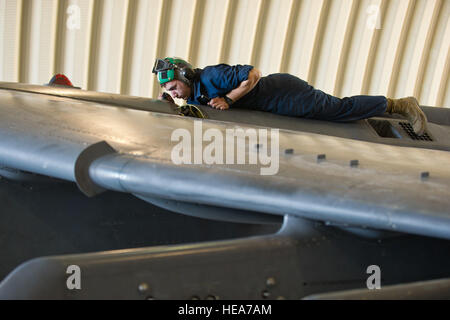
[0,0,449,107]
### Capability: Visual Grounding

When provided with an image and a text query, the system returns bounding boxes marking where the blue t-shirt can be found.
[188,64,387,121]
[188,64,254,105]
[187,64,311,114]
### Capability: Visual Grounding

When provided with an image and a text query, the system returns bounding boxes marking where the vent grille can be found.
[399,122,433,141]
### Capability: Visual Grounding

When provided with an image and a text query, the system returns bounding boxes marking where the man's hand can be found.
[158,92,175,103]
[208,97,229,110]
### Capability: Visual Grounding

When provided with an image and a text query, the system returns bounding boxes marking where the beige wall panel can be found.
[312,0,354,94]
[0,0,449,107]
[207,0,235,64]
[54,0,94,89]
[443,56,450,107]
[251,0,293,75]
[337,0,383,97]
[87,0,128,93]
[420,0,449,107]
[436,23,449,107]
[187,0,229,68]
[285,0,329,82]
[223,0,266,65]
[162,0,197,59]
[122,0,163,96]
[419,1,450,105]
[17,0,58,85]
[413,0,443,103]
[395,0,439,99]
[0,0,21,82]
[368,0,412,97]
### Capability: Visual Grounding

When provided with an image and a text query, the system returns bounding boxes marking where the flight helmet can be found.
[152,57,195,87]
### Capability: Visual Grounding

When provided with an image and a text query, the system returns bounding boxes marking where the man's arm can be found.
[208,68,262,110]
[226,68,262,102]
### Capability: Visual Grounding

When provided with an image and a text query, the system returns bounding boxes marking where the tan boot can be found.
[386,97,428,135]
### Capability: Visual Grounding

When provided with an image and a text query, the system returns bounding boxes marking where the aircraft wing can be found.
[1,85,450,240]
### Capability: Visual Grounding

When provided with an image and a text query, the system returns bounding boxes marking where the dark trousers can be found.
[300,86,388,122]
[239,74,388,122]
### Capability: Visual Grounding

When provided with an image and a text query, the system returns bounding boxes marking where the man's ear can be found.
[181,67,195,80]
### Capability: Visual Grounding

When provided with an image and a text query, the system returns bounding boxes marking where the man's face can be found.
[163,80,191,100]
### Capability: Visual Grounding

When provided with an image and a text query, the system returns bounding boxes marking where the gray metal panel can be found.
[1,216,450,299]
[0,177,281,282]
[1,88,450,239]
[303,278,450,300]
